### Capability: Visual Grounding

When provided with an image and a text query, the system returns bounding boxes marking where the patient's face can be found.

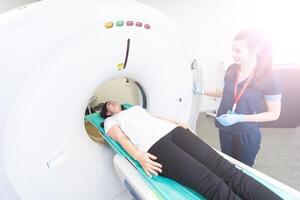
[106,100,121,116]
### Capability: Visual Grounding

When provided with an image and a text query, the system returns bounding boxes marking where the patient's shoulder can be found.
[124,105,143,112]
[129,105,141,109]
[104,117,117,133]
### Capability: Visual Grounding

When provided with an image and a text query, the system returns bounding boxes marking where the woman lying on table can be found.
[100,100,281,200]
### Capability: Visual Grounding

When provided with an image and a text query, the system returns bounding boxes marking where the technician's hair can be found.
[226,28,273,88]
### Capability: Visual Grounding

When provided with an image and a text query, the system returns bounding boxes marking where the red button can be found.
[135,22,143,27]
[126,21,134,26]
[144,24,151,29]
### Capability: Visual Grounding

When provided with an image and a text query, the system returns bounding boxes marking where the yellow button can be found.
[117,63,124,70]
[105,22,113,28]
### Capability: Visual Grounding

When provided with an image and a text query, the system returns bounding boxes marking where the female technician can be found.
[193,29,282,167]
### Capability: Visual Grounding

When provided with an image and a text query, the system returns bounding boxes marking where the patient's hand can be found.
[137,152,162,177]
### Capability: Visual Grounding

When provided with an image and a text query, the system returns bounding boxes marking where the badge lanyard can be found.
[231,67,256,113]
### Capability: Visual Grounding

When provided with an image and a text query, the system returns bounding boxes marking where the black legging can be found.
[148,127,281,200]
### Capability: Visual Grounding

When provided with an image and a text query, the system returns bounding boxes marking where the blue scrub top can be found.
[215,64,282,134]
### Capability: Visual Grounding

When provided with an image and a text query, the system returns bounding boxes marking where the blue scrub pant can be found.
[219,129,261,167]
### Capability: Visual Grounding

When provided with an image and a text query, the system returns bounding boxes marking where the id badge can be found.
[227,103,237,114]
[227,110,234,114]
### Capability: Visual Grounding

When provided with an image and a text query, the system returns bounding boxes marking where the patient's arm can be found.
[107,125,162,177]
[154,115,193,132]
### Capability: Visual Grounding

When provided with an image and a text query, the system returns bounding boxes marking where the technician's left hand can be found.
[192,81,204,95]
[216,113,246,126]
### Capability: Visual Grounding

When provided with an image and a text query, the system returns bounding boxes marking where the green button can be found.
[116,21,124,26]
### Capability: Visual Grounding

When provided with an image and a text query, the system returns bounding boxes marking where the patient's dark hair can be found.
[100,101,125,127]
[100,102,111,119]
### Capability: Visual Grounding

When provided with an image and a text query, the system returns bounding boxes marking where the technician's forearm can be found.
[204,89,223,97]
[244,111,280,122]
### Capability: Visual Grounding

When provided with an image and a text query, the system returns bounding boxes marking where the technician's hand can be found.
[192,81,204,95]
[137,152,162,177]
[216,113,246,126]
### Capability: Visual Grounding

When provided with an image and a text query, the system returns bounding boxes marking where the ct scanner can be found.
[0,0,299,199]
